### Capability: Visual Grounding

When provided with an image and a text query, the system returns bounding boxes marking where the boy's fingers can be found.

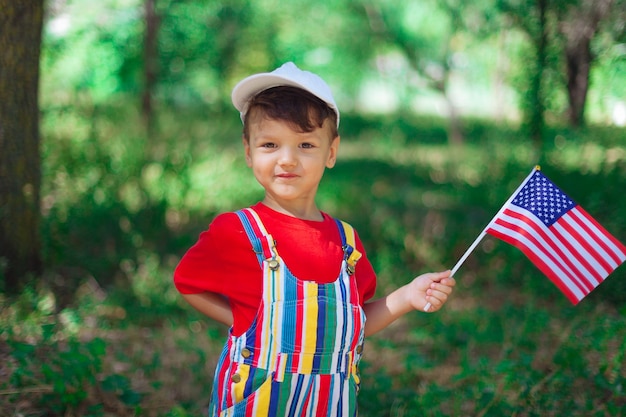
[440,276,456,287]
[431,281,454,293]
[423,271,454,313]
[419,270,451,285]
[430,290,449,300]
[433,270,452,282]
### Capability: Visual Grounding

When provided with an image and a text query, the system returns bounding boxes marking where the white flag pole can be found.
[450,165,540,276]
[423,165,540,312]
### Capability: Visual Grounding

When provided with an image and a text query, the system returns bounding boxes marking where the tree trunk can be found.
[528,0,548,145]
[564,38,592,126]
[0,1,44,293]
[434,78,464,147]
[142,0,159,133]
[559,0,614,127]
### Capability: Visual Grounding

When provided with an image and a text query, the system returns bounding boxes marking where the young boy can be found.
[174,62,456,416]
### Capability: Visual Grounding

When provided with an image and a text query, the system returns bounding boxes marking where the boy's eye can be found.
[300,142,314,149]
[261,142,277,148]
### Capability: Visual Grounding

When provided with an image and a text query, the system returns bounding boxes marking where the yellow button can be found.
[356,345,363,354]
[241,348,251,358]
[231,373,241,383]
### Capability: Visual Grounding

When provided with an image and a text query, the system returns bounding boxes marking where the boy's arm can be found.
[362,270,454,337]
[182,292,234,327]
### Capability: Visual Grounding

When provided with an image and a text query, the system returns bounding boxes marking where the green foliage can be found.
[4,1,626,415]
[0,285,226,416]
[358,303,626,416]
[2,322,142,415]
[40,0,626,127]
[42,0,144,101]
[4,104,626,415]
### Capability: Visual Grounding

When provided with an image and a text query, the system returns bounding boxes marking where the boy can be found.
[174,62,455,416]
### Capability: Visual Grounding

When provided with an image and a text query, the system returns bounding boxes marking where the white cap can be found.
[231,62,340,127]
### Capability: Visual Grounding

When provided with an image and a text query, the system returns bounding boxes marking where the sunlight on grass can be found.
[339,134,539,190]
[548,136,626,174]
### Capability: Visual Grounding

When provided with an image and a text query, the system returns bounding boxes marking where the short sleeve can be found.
[173,212,259,296]
[353,229,377,303]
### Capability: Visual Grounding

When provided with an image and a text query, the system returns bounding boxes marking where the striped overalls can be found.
[209,208,366,417]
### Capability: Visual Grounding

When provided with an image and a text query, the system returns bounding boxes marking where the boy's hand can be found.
[363,269,456,336]
[406,270,455,312]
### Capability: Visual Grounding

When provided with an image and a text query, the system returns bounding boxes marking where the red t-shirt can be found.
[174,203,377,336]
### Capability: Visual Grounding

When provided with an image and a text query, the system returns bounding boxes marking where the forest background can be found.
[1,0,626,416]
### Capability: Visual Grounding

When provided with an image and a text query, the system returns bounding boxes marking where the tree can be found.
[142,0,159,132]
[356,1,466,144]
[556,0,615,126]
[497,0,549,143]
[350,0,497,145]
[498,0,623,133]
[0,0,45,293]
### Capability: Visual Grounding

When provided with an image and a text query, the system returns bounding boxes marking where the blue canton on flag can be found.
[511,171,576,227]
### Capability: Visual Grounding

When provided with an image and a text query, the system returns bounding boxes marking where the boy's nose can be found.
[278,147,297,165]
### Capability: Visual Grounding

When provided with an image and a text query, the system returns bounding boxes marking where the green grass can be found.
[1,101,625,416]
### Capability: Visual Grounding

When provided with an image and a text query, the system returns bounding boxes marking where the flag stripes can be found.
[485,168,626,304]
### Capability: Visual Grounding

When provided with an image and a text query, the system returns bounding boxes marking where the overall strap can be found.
[235,208,277,266]
[334,219,362,275]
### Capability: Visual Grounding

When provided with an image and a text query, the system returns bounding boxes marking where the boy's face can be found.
[244,115,339,217]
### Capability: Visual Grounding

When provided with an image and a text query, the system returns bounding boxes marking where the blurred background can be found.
[1,0,625,415]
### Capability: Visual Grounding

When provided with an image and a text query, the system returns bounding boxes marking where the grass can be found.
[1,101,626,416]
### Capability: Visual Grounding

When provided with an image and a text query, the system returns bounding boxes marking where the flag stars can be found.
[511,171,577,226]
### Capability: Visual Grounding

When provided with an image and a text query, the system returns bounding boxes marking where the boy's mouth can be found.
[276,173,298,179]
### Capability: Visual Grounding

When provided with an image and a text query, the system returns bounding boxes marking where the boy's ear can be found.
[326,135,340,168]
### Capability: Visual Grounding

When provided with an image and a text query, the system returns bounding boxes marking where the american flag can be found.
[485,168,626,304]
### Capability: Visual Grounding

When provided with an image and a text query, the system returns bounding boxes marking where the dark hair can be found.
[242,86,338,140]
